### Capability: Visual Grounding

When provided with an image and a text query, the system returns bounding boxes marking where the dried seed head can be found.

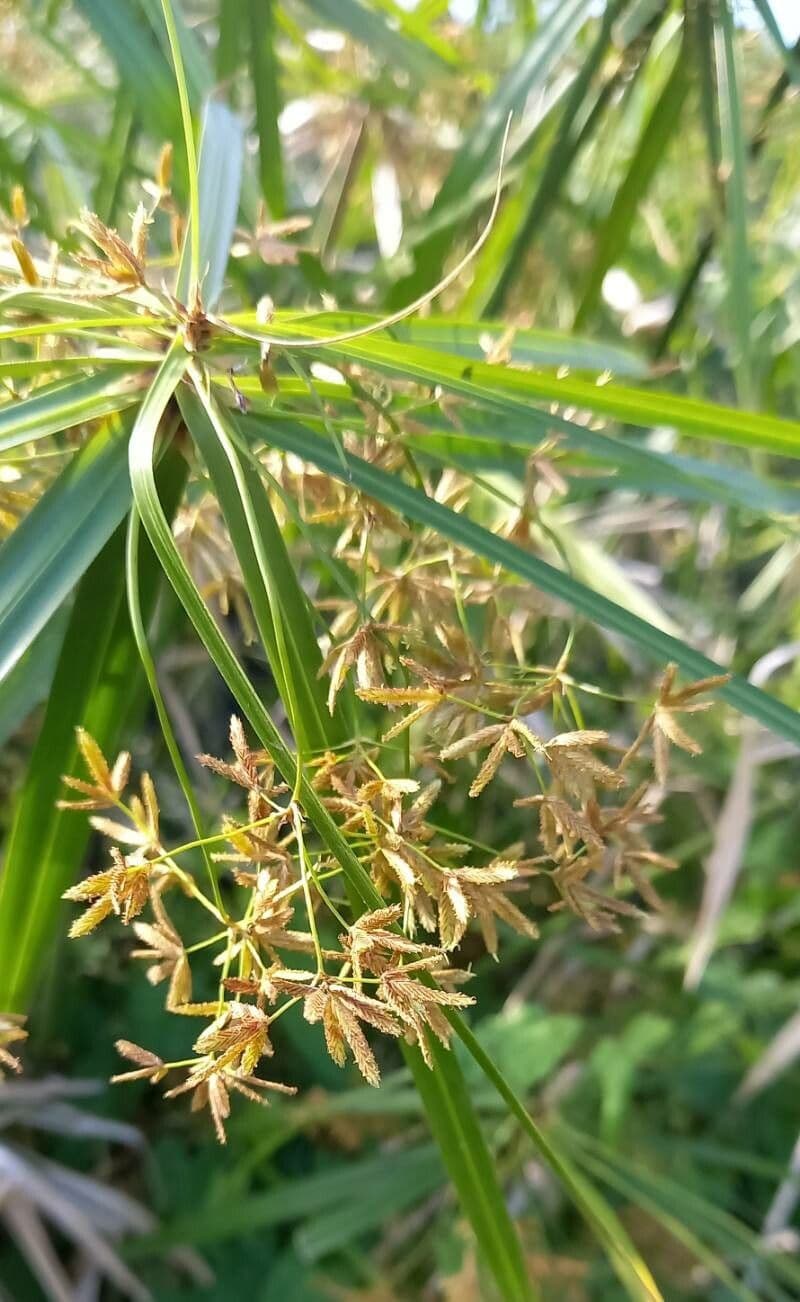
[64,848,152,935]
[194,1003,273,1077]
[59,731,131,811]
[164,1059,295,1143]
[74,208,144,284]
[111,1039,167,1084]
[131,890,191,1010]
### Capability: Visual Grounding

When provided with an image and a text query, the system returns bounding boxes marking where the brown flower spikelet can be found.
[64,847,152,936]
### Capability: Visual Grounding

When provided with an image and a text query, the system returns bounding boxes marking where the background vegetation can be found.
[2,0,800,1298]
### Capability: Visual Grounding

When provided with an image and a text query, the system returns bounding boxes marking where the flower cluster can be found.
[60,628,725,1141]
[58,374,727,1144]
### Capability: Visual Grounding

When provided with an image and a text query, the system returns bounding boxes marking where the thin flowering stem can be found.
[270,866,345,908]
[425,823,511,858]
[168,867,228,925]
[128,809,285,871]
[551,692,572,732]
[267,997,301,1026]
[293,804,325,977]
[442,694,510,724]
[566,685,587,731]
[216,935,236,1013]
[311,876,351,932]
[448,556,473,645]
[185,931,229,955]
[282,349,353,486]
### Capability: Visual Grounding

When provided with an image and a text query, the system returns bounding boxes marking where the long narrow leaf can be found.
[575,33,688,328]
[302,0,446,81]
[0,448,185,1011]
[0,418,131,682]
[475,0,626,316]
[715,0,755,406]
[178,383,343,754]
[751,0,800,85]
[391,0,593,303]
[408,1039,535,1300]
[277,329,800,456]
[0,374,140,455]
[0,610,68,750]
[128,346,378,906]
[73,0,180,138]
[270,310,648,376]
[175,101,244,311]
[130,1146,442,1252]
[453,1017,662,1301]
[247,0,286,219]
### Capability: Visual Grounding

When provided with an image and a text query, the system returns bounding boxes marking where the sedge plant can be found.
[2,1,800,1297]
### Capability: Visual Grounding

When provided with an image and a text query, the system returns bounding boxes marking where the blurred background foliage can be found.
[2,0,800,1298]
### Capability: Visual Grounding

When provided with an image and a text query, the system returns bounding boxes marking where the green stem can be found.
[160,0,200,294]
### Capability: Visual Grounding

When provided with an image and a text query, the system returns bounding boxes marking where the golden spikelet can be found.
[111,1040,167,1085]
[623,664,730,785]
[131,890,191,1010]
[156,142,173,192]
[10,184,28,227]
[11,237,39,286]
[73,208,145,284]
